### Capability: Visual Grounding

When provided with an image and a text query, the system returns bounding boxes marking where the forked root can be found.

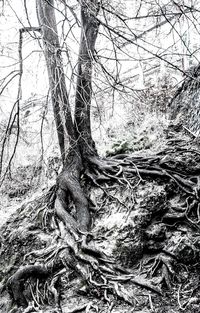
[5,147,200,311]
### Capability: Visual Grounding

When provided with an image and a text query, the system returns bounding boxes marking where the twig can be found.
[182,126,197,139]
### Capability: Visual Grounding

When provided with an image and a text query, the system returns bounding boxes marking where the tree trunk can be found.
[36,0,76,161]
[36,0,94,233]
[74,0,100,158]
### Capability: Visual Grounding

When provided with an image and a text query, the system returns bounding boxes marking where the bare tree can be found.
[36,0,100,235]
[3,1,200,311]
[6,0,102,305]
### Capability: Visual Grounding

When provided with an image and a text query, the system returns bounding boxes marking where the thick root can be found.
[57,155,90,232]
[7,265,49,307]
[4,145,200,311]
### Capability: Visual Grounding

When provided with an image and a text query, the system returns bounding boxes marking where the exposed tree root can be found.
[7,265,49,307]
[3,145,200,312]
[57,154,90,233]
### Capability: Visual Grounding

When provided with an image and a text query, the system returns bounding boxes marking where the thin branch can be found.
[0,27,41,182]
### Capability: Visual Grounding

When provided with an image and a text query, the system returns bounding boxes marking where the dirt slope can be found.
[0,127,200,313]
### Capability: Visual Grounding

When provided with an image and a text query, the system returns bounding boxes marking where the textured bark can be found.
[56,153,90,232]
[74,0,100,158]
[36,0,100,233]
[36,0,76,161]
[37,0,100,159]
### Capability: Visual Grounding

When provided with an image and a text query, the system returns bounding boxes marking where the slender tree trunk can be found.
[36,0,76,161]
[74,0,100,158]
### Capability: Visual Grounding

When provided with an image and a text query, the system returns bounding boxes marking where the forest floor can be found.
[0,121,200,313]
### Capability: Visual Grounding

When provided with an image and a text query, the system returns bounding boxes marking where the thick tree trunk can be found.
[74,0,100,158]
[36,0,95,233]
[56,154,90,232]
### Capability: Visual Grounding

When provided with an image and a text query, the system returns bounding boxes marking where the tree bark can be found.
[36,0,97,232]
[74,0,100,158]
[36,0,76,161]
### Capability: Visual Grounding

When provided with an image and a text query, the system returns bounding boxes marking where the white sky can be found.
[1,0,200,120]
